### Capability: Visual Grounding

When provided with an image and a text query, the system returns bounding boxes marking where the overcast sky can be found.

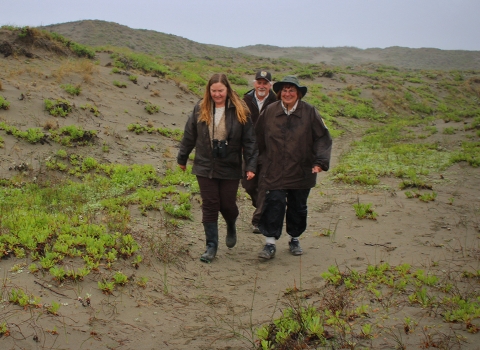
[1,0,479,51]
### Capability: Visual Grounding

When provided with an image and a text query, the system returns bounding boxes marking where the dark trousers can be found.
[258,189,310,240]
[241,164,264,226]
[197,176,240,223]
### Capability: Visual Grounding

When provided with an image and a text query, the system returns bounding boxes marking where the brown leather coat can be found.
[177,99,258,179]
[255,100,332,189]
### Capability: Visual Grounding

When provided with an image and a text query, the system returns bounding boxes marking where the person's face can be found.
[280,86,299,108]
[210,82,228,107]
[254,79,271,99]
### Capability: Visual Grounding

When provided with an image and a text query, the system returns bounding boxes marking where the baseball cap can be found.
[255,70,272,82]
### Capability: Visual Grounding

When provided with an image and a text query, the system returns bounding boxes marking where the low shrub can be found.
[129,75,138,84]
[44,99,72,117]
[145,103,160,114]
[113,80,127,88]
[0,96,10,110]
[61,84,81,96]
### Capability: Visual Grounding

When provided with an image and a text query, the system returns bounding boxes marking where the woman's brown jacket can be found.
[255,100,332,189]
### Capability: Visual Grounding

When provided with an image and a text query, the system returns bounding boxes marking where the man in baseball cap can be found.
[242,71,277,233]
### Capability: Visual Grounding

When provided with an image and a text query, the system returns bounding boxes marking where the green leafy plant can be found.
[419,191,437,202]
[127,123,145,134]
[49,125,97,146]
[257,305,326,348]
[136,276,148,288]
[102,142,110,153]
[0,321,9,337]
[320,265,343,285]
[47,301,61,315]
[112,271,128,285]
[61,83,81,96]
[443,126,456,135]
[157,127,183,141]
[49,266,67,282]
[353,202,377,220]
[44,98,72,117]
[0,95,10,110]
[28,263,39,273]
[98,279,115,294]
[0,122,48,144]
[56,149,68,158]
[118,234,140,258]
[145,102,160,114]
[9,288,41,308]
[132,254,143,268]
[128,75,138,83]
[113,80,127,88]
[80,103,100,117]
[450,141,480,167]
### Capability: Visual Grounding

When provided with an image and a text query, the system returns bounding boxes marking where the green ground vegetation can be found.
[0,161,197,288]
[257,263,479,349]
[0,25,479,348]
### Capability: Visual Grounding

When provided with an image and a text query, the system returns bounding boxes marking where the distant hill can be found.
[237,45,480,71]
[41,20,244,60]
[42,20,480,71]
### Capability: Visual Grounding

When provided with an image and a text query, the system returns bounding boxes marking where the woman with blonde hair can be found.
[177,73,257,263]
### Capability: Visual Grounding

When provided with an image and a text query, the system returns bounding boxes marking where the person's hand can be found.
[179,164,186,171]
[246,171,255,180]
[312,166,322,173]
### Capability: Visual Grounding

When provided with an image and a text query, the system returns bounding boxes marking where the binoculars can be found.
[212,139,228,158]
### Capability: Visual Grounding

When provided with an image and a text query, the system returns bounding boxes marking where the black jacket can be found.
[243,89,277,125]
[177,99,258,179]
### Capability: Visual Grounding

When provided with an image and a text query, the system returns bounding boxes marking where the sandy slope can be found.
[0,44,479,349]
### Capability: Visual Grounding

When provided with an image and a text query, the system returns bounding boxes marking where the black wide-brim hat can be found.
[273,76,308,97]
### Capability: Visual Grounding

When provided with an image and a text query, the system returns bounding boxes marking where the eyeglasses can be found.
[281,88,297,94]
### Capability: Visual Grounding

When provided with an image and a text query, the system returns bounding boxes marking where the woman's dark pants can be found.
[196,176,240,223]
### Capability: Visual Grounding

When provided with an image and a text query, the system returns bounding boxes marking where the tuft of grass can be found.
[353,202,377,220]
[80,103,100,117]
[450,142,480,167]
[0,95,10,110]
[112,271,128,285]
[113,80,127,88]
[128,75,138,84]
[61,83,81,96]
[145,102,160,114]
[443,126,456,135]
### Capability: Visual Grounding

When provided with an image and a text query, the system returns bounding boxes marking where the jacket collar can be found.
[273,99,304,117]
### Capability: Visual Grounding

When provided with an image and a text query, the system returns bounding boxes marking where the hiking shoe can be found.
[258,244,276,259]
[252,225,261,234]
[289,238,303,256]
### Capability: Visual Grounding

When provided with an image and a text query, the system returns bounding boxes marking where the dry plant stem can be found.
[249,273,258,338]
